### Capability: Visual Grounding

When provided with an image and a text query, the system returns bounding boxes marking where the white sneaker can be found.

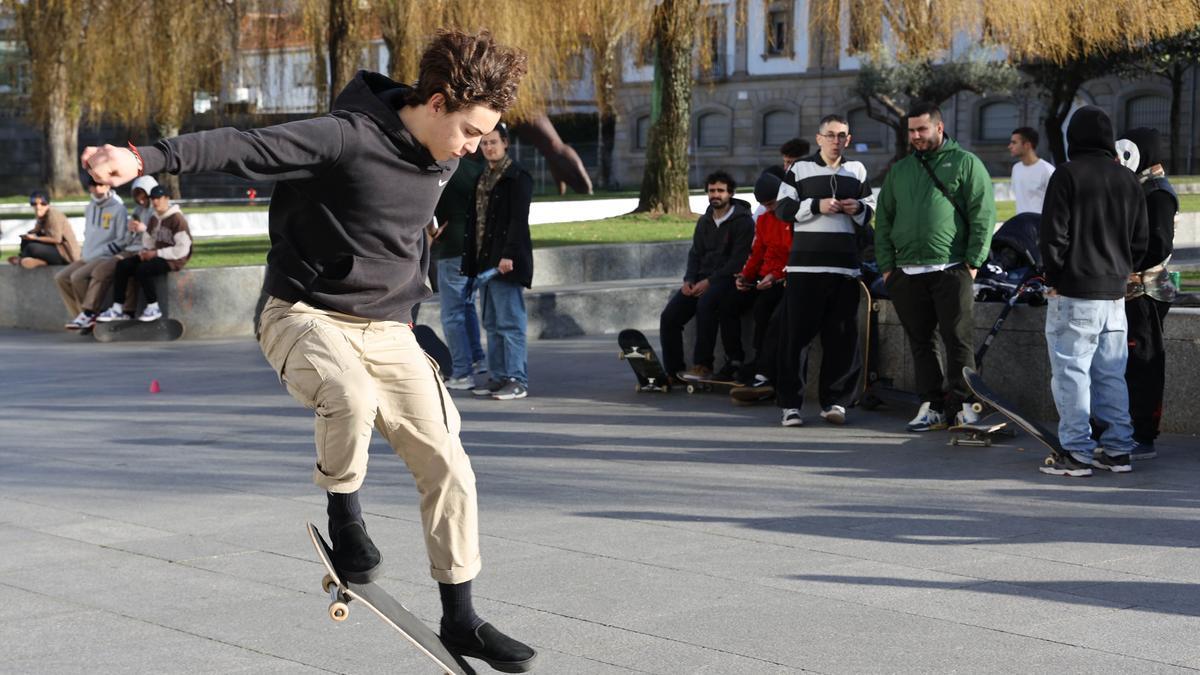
[65,311,90,330]
[96,304,131,323]
[137,302,162,322]
[444,375,474,390]
[781,408,803,427]
[954,403,981,426]
[820,405,847,425]
[906,402,947,432]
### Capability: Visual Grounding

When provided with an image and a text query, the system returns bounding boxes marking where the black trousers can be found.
[659,276,749,374]
[885,266,976,413]
[113,256,171,304]
[776,273,861,410]
[742,283,790,381]
[18,240,66,265]
[1125,295,1170,443]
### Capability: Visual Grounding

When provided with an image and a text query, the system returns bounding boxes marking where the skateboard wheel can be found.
[686,384,696,394]
[321,574,336,594]
[971,402,984,414]
[329,601,349,622]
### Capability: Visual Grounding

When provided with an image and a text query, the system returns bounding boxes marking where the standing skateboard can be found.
[618,328,672,392]
[962,367,1071,470]
[413,324,453,376]
[948,421,1009,447]
[306,523,473,675]
[93,318,184,343]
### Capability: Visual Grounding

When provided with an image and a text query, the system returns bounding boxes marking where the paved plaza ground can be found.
[2,327,1198,674]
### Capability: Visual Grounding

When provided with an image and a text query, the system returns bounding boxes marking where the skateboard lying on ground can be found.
[306,523,474,675]
[680,373,740,395]
[948,421,1009,447]
[962,367,1071,471]
[93,318,184,343]
[618,328,672,392]
[413,324,453,376]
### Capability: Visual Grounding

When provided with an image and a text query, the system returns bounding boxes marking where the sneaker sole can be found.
[821,413,846,425]
[1039,466,1094,477]
[906,423,948,432]
[492,392,528,400]
[1091,461,1133,473]
[781,419,803,427]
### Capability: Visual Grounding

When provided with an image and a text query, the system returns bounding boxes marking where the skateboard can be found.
[93,318,184,343]
[680,374,740,394]
[306,523,474,675]
[948,421,1009,447]
[413,324,453,376]
[961,367,1071,469]
[618,328,672,392]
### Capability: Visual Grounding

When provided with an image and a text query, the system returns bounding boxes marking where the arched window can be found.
[977,101,1019,142]
[634,115,651,150]
[847,107,886,149]
[697,112,731,148]
[1126,95,1169,135]
[761,109,797,147]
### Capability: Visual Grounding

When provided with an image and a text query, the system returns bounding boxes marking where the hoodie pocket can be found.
[312,255,421,300]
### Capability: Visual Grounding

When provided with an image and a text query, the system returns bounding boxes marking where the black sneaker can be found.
[440,621,537,673]
[328,521,383,583]
[1091,452,1133,473]
[472,378,505,397]
[1038,452,1094,477]
[1131,442,1157,460]
[714,361,743,383]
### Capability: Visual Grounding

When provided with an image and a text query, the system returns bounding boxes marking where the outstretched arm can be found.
[82,117,348,187]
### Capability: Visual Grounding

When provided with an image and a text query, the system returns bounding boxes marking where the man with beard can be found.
[875,101,995,432]
[659,171,755,383]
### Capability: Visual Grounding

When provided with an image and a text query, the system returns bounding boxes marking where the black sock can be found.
[327,490,363,531]
[439,580,483,633]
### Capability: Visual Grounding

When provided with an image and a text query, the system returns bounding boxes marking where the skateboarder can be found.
[1038,106,1148,476]
[81,30,536,671]
[1119,127,1177,461]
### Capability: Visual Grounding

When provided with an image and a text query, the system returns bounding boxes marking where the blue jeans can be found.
[1044,296,1136,460]
[436,257,485,378]
[481,277,528,385]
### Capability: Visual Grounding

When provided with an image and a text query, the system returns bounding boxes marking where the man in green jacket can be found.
[875,101,995,431]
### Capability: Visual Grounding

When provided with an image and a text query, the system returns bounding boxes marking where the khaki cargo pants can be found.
[258,296,480,584]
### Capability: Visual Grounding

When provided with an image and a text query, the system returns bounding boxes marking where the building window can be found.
[761,110,796,147]
[1126,95,1170,136]
[765,4,792,57]
[697,112,730,148]
[977,101,1020,142]
[702,14,726,77]
[635,115,651,150]
[847,107,886,149]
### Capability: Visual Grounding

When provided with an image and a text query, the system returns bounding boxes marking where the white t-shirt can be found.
[1011,159,1055,215]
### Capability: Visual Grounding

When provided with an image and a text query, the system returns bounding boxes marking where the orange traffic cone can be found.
[149,379,161,394]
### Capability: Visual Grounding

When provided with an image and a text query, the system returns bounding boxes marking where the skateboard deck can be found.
[729,383,774,405]
[680,375,740,394]
[948,421,1009,447]
[93,318,184,343]
[962,367,1069,467]
[413,324,453,377]
[306,523,473,675]
[618,328,672,392]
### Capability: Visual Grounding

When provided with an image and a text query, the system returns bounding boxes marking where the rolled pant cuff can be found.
[313,469,366,494]
[431,556,482,585]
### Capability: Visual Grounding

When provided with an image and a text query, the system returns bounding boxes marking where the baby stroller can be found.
[972,213,1048,371]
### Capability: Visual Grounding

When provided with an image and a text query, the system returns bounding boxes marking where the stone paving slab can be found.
[1,328,1197,674]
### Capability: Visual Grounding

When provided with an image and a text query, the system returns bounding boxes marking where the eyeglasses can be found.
[819,132,849,141]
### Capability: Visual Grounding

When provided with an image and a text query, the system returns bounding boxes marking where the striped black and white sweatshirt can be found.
[774,153,874,276]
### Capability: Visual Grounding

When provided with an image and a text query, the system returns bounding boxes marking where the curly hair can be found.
[406,30,529,114]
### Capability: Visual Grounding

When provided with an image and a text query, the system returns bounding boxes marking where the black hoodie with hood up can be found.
[1039,106,1149,300]
[1122,127,1178,271]
[137,71,455,322]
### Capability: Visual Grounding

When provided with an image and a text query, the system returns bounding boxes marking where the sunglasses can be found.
[30,200,46,207]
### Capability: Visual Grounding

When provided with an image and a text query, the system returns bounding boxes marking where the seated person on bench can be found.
[97,186,191,323]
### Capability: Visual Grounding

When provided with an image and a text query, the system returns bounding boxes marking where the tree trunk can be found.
[635,0,699,216]
[156,123,182,198]
[1168,63,1184,175]
[328,0,360,109]
[43,62,80,198]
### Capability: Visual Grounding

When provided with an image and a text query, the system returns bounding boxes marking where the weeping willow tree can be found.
[5,0,98,196]
[826,0,1200,164]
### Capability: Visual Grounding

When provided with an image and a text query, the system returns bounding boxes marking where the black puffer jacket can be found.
[463,160,534,288]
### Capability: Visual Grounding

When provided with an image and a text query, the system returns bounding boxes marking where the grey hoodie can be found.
[80,192,130,261]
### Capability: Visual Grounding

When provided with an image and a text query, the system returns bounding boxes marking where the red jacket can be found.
[739,209,792,281]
